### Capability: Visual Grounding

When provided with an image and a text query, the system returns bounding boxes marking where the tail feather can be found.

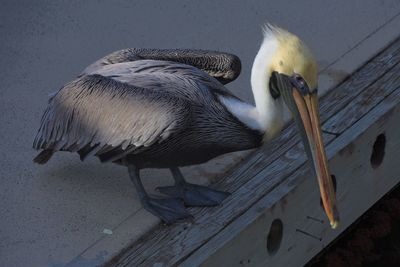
[33,149,54,164]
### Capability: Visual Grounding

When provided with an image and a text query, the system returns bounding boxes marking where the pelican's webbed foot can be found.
[157,183,230,206]
[141,196,191,224]
[126,162,191,224]
[157,167,230,206]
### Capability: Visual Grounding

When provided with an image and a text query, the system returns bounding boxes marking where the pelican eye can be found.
[291,73,309,95]
[269,71,281,99]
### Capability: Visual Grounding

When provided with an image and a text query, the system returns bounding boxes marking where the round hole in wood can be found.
[266,219,283,255]
[320,175,337,208]
[370,133,386,169]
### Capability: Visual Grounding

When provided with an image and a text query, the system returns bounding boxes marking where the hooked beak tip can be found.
[330,219,339,229]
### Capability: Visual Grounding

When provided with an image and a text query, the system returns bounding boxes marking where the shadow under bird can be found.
[33,25,339,228]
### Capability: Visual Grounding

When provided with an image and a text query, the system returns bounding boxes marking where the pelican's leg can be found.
[157,167,230,206]
[127,163,191,224]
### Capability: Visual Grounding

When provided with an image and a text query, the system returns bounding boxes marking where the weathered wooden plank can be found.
[107,38,400,267]
[186,87,400,267]
[323,62,400,133]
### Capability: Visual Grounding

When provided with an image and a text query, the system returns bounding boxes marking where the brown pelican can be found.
[33,25,339,228]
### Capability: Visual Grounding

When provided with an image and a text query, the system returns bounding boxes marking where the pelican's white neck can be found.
[219,34,284,141]
[251,34,284,139]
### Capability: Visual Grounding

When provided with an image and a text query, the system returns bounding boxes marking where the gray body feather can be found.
[33,49,262,168]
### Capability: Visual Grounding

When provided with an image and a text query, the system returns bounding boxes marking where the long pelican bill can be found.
[292,89,340,229]
[274,71,340,229]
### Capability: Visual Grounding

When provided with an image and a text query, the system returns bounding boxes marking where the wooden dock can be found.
[103,37,400,267]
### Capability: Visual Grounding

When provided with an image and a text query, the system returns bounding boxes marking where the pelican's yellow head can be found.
[265,25,318,91]
[259,25,339,229]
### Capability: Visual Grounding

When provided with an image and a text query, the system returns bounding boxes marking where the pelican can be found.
[33,25,339,228]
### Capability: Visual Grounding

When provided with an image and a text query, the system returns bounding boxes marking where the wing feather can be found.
[88,60,240,100]
[82,48,242,85]
[33,74,190,162]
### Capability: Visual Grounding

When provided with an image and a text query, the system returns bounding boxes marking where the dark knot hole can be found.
[370,133,386,169]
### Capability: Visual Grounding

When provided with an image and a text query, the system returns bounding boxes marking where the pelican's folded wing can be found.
[82,48,241,85]
[86,59,241,100]
[33,74,190,162]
